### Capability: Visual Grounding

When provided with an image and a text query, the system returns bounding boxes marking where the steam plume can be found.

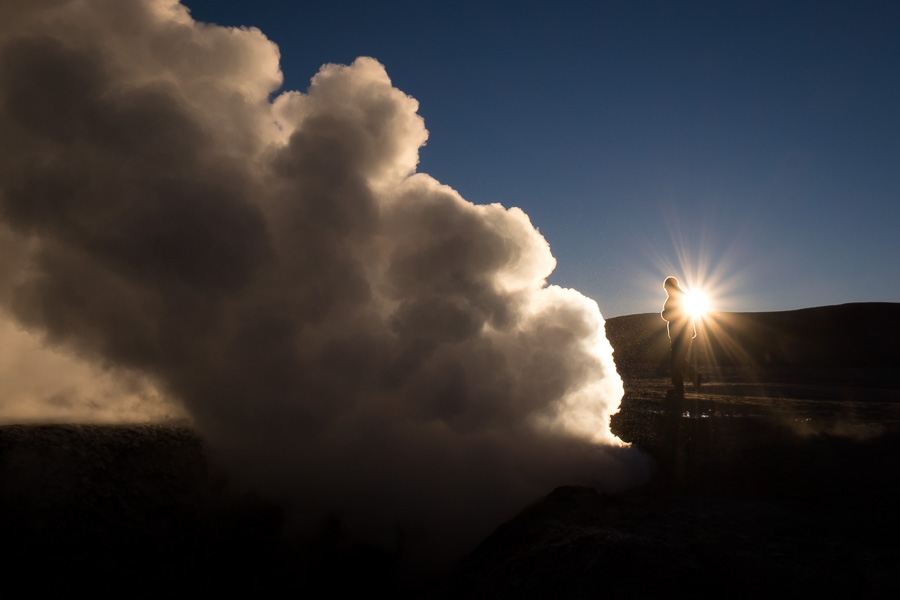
[0,0,646,561]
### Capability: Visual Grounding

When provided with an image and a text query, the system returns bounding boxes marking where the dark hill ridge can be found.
[605,302,900,377]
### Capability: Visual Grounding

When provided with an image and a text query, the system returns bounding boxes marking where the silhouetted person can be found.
[661,276,701,395]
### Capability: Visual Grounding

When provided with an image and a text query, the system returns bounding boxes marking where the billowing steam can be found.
[0,0,646,561]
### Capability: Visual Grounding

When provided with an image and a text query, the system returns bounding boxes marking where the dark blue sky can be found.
[183,0,899,317]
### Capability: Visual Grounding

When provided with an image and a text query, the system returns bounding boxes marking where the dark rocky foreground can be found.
[4,394,898,598]
[430,304,900,597]
[432,391,900,598]
[2,303,899,597]
[0,423,293,593]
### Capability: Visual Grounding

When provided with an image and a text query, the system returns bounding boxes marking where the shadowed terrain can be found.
[2,303,899,596]
[605,302,900,374]
[432,303,900,598]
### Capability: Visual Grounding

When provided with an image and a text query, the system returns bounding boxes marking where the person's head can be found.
[664,276,683,295]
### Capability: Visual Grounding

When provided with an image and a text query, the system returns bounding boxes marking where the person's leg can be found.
[686,361,701,390]
[671,339,686,393]
[684,340,701,390]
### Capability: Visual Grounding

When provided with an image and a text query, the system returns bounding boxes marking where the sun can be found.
[684,289,710,318]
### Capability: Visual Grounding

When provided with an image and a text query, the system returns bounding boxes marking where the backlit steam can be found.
[0,0,646,561]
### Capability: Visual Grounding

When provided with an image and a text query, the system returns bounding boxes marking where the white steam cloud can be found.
[0,0,646,562]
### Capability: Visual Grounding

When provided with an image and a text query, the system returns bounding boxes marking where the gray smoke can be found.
[0,0,647,562]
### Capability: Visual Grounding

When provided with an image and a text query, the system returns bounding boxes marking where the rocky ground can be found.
[428,306,900,598]
[3,304,899,596]
[0,423,291,593]
[3,370,898,597]
[431,370,900,598]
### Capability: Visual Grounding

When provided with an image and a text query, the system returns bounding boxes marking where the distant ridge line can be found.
[605,302,900,372]
[611,301,900,320]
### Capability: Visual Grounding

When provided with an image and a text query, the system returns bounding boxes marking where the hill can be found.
[605,302,900,378]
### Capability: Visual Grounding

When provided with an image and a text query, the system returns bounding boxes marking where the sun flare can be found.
[684,290,710,318]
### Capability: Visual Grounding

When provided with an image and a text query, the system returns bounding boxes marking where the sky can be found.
[183,0,900,318]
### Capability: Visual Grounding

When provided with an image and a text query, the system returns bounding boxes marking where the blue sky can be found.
[183,0,899,317]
